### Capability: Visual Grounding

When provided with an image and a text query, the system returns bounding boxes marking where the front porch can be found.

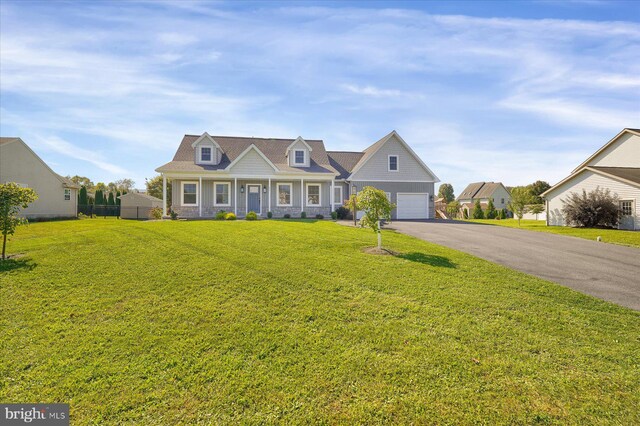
[163,176,336,219]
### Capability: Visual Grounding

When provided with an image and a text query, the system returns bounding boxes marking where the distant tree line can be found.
[68,176,135,206]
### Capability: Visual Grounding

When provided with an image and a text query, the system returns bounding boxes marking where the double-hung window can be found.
[307,184,320,206]
[620,200,633,216]
[388,155,398,171]
[201,147,212,162]
[215,182,230,206]
[294,150,305,165]
[182,182,198,206]
[64,189,71,201]
[277,183,292,206]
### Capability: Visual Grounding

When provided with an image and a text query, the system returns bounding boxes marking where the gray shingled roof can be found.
[157,135,338,174]
[590,167,640,185]
[457,182,506,200]
[326,151,365,180]
[457,182,485,200]
[119,192,162,202]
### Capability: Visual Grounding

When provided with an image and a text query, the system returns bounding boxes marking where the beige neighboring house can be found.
[119,192,162,219]
[456,182,511,216]
[0,137,79,219]
[542,128,640,231]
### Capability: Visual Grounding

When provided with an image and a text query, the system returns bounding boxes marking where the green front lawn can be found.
[465,219,640,248]
[1,219,638,424]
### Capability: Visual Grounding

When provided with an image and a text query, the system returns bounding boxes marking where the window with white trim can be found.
[64,188,71,201]
[333,186,343,206]
[620,200,633,216]
[307,184,320,206]
[201,146,212,162]
[214,182,230,206]
[277,183,292,206]
[388,155,398,171]
[294,150,305,165]
[182,182,198,206]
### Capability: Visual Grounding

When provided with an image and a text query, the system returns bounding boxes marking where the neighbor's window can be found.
[620,200,633,216]
[501,198,505,204]
[307,184,320,205]
[278,183,292,206]
[294,150,305,164]
[64,188,71,201]
[215,182,230,205]
[201,147,212,162]
[183,182,197,205]
[389,155,398,171]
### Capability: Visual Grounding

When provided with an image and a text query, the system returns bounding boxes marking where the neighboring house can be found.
[542,128,640,231]
[0,137,79,219]
[156,130,439,219]
[119,192,163,219]
[456,182,511,216]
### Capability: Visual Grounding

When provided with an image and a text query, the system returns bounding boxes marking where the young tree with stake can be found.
[356,186,395,250]
[0,183,38,260]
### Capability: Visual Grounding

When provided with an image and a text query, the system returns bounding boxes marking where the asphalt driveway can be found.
[390,220,640,311]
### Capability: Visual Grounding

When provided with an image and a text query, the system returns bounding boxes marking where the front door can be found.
[619,200,635,230]
[247,185,261,215]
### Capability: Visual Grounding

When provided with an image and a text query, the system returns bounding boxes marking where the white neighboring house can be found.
[0,137,79,219]
[542,128,640,231]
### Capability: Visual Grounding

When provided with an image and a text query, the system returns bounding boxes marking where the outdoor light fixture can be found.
[263,186,267,193]
[240,185,244,193]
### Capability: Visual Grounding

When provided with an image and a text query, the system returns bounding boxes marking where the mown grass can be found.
[465,218,640,248]
[1,219,639,424]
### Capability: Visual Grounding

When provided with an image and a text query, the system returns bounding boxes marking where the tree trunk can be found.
[377,220,382,249]
[2,233,6,260]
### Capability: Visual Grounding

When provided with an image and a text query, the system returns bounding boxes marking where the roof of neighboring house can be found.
[457,182,508,200]
[157,135,338,174]
[589,166,640,185]
[118,192,163,202]
[572,128,640,173]
[326,151,365,179]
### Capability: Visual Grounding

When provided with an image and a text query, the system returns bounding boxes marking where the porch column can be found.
[162,174,167,216]
[234,178,238,216]
[268,178,271,213]
[330,179,334,211]
[199,176,202,217]
[301,179,304,211]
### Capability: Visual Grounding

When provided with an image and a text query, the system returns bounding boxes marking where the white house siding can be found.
[229,149,276,175]
[546,170,639,230]
[350,134,435,182]
[0,139,77,219]
[584,133,640,169]
[351,180,435,220]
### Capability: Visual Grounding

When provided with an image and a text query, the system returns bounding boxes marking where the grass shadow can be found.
[0,257,37,273]
[396,252,457,268]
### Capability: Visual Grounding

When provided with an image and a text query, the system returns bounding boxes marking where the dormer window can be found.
[201,147,212,162]
[388,155,398,171]
[294,150,305,165]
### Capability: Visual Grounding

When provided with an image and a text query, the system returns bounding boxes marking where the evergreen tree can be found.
[107,192,115,206]
[485,199,497,219]
[79,186,88,206]
[472,200,484,219]
[95,190,104,205]
[116,191,121,206]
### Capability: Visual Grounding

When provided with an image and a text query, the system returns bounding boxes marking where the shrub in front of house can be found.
[225,212,236,220]
[335,206,349,220]
[169,210,178,220]
[215,210,226,220]
[472,201,484,219]
[331,211,337,220]
[246,211,258,221]
[562,187,619,228]
[300,211,307,219]
[267,211,273,219]
[315,214,324,220]
[284,213,291,219]
[149,207,163,220]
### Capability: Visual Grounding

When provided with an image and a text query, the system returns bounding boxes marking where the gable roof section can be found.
[157,134,338,174]
[542,166,640,198]
[190,132,221,149]
[326,151,365,180]
[347,130,439,182]
[571,128,640,173]
[0,137,80,188]
[457,182,508,200]
[226,144,279,171]
[457,182,485,200]
[286,136,313,153]
[118,192,162,202]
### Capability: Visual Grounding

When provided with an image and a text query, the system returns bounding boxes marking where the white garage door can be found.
[397,193,429,219]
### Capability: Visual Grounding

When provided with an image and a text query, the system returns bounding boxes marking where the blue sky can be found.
[1,0,639,194]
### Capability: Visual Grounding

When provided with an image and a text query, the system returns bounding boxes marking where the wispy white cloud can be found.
[342,84,403,97]
[38,136,129,175]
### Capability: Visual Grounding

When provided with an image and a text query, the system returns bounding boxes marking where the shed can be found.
[118,192,163,219]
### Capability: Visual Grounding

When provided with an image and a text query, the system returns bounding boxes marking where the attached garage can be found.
[397,193,429,219]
